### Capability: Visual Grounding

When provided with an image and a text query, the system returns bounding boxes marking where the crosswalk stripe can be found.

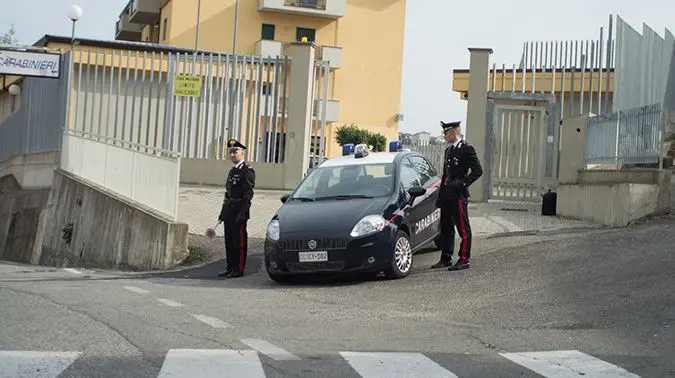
[499,350,642,378]
[340,351,458,378]
[123,286,149,294]
[0,351,81,378]
[157,349,266,378]
[240,338,301,361]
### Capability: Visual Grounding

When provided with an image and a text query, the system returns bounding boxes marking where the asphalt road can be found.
[0,218,673,378]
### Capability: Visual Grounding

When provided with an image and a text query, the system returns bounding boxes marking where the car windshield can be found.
[290,163,396,200]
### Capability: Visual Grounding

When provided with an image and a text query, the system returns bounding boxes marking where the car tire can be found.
[384,231,413,279]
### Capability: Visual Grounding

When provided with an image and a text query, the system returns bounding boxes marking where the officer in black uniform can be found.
[217,139,256,279]
[431,121,483,271]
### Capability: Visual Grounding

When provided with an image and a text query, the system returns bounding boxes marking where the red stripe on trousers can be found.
[239,224,246,272]
[457,198,469,261]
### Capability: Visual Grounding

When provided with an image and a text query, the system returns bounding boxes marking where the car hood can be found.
[275,197,390,235]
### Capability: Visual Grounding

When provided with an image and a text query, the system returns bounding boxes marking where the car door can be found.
[406,155,441,248]
[397,157,426,247]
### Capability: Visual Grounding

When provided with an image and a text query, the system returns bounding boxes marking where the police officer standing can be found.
[217,139,256,279]
[431,121,483,271]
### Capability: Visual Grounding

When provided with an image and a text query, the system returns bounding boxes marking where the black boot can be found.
[448,260,470,271]
[431,252,453,269]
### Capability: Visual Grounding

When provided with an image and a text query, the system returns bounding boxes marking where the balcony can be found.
[115,12,143,41]
[129,0,162,24]
[255,39,284,58]
[259,97,340,123]
[318,46,343,69]
[258,0,344,19]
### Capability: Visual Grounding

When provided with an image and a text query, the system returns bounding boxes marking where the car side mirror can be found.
[407,186,426,198]
[280,193,290,203]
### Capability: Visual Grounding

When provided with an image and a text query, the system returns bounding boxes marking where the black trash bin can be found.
[542,189,557,216]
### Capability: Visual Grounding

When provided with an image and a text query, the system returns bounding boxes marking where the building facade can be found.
[114,0,407,158]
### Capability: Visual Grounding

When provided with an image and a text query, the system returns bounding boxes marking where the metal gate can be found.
[489,104,548,201]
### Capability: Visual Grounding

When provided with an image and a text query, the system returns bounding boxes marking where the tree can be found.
[0,25,19,46]
[335,123,387,152]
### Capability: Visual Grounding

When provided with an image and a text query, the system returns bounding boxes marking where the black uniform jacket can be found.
[437,140,483,205]
[221,162,256,223]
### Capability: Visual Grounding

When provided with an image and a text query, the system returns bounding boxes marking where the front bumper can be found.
[264,229,396,275]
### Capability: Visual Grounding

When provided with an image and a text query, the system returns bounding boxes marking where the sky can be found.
[2,0,675,136]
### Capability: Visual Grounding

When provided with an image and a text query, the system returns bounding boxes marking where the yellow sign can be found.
[173,74,202,97]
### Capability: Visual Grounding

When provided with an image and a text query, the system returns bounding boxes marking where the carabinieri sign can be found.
[0,49,61,79]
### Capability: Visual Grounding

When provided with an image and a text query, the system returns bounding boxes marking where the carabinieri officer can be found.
[431,121,483,271]
[217,139,256,279]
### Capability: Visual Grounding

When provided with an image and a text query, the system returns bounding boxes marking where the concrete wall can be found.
[557,169,671,227]
[0,151,59,189]
[39,170,189,270]
[180,158,290,189]
[0,175,51,264]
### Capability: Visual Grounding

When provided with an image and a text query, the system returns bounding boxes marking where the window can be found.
[291,163,396,200]
[399,158,422,191]
[162,18,168,41]
[261,24,275,40]
[296,27,316,42]
[408,155,436,186]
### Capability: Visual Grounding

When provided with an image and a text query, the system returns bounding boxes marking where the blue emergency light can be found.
[389,140,402,152]
[342,143,355,156]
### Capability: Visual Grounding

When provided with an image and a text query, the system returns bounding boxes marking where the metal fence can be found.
[0,58,69,162]
[585,103,665,167]
[613,16,674,113]
[67,48,332,165]
[404,142,446,173]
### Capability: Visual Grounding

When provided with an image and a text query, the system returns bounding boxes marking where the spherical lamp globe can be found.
[68,5,83,21]
[8,84,21,96]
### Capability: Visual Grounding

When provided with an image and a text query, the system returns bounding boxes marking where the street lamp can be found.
[8,84,21,96]
[68,5,83,46]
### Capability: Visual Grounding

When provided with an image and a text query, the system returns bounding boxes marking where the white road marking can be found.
[340,351,458,378]
[156,298,184,307]
[0,351,81,378]
[499,350,641,377]
[191,314,232,329]
[123,286,149,294]
[63,268,83,275]
[157,349,266,378]
[240,338,301,361]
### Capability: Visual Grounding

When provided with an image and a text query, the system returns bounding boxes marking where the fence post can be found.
[283,42,316,190]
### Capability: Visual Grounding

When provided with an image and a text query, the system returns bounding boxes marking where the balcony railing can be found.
[284,0,326,10]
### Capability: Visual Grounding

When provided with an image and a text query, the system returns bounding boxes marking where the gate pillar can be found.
[465,47,493,202]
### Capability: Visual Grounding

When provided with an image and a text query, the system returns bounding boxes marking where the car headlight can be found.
[349,215,386,238]
[267,220,280,241]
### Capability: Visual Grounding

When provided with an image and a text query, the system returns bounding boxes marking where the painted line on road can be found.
[0,351,82,378]
[157,349,265,378]
[240,338,301,361]
[499,350,641,378]
[156,298,184,308]
[123,286,150,294]
[340,351,458,378]
[191,314,232,329]
[63,268,83,275]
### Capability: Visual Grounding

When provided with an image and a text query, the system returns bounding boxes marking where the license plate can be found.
[298,251,328,262]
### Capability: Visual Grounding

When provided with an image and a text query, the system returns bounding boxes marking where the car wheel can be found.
[384,231,413,279]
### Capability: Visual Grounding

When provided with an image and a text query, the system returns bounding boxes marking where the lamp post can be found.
[195,0,201,51]
[232,0,239,54]
[66,5,83,134]
[67,5,83,46]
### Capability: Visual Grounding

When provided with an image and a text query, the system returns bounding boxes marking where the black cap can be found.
[441,121,461,133]
[227,139,246,150]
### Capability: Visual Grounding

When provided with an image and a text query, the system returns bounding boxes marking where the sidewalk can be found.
[178,185,598,240]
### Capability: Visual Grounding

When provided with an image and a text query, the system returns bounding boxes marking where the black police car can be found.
[263,142,443,282]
